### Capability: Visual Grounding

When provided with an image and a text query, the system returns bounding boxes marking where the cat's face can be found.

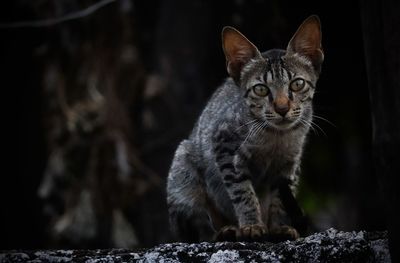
[242,50,317,130]
[222,15,323,131]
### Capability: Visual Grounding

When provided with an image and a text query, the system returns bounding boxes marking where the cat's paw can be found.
[214,225,238,242]
[268,225,299,242]
[237,223,267,242]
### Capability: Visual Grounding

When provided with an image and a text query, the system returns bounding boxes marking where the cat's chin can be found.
[269,118,299,131]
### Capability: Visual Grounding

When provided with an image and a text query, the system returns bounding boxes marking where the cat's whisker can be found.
[302,119,319,136]
[310,120,327,137]
[301,117,327,137]
[312,114,337,128]
[235,119,260,131]
[253,121,265,138]
[297,118,311,130]
[253,120,272,145]
[242,122,259,146]
[261,121,271,136]
[298,118,319,136]
[243,120,269,146]
[253,121,266,142]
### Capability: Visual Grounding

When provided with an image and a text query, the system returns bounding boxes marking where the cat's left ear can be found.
[222,26,262,82]
[286,15,324,72]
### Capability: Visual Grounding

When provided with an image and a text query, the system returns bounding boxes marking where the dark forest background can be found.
[2,0,398,255]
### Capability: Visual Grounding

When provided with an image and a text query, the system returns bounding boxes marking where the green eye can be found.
[290,78,306,92]
[252,84,269,97]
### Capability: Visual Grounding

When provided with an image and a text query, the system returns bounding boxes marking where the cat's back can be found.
[199,78,243,121]
[189,78,245,156]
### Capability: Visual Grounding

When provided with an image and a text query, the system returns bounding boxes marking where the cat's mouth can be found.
[277,118,292,124]
[268,116,299,130]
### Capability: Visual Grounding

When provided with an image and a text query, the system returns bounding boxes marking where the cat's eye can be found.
[252,84,269,97]
[290,78,306,92]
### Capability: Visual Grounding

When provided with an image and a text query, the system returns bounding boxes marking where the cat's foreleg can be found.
[262,174,301,242]
[213,129,267,241]
[266,192,300,242]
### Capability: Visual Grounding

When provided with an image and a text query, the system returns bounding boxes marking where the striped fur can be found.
[167,16,323,242]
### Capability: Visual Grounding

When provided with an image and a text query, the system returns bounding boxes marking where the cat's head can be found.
[222,15,323,131]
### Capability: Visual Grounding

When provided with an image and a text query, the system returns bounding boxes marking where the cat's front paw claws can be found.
[237,224,267,242]
[214,225,238,242]
[214,224,268,242]
[268,225,299,242]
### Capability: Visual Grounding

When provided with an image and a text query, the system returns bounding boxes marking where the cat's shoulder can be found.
[208,78,242,104]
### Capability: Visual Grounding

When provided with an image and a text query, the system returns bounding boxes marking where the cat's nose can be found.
[274,104,289,117]
[274,97,290,117]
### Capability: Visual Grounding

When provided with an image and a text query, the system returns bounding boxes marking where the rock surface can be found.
[1,228,390,262]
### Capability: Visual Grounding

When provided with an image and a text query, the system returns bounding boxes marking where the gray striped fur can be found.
[167,16,323,242]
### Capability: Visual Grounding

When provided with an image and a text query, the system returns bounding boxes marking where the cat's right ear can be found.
[286,15,324,73]
[222,27,261,82]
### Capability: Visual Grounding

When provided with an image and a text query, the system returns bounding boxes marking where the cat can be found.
[167,15,323,242]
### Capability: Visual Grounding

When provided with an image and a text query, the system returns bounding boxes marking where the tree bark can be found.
[359,0,400,261]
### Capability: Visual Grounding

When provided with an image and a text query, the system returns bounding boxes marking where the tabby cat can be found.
[167,15,323,242]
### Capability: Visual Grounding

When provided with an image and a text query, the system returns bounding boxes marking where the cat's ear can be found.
[286,15,324,72]
[222,26,262,82]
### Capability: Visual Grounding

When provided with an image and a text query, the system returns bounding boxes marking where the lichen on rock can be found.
[0,229,389,262]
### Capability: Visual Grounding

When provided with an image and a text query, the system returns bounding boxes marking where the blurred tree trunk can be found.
[360,0,400,261]
[31,0,165,248]
[138,0,219,175]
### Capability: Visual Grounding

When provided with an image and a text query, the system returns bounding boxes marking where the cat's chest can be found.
[247,148,289,176]
[245,134,302,180]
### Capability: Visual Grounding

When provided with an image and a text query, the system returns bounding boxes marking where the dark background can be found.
[3,0,389,250]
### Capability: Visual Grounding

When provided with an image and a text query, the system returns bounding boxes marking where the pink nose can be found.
[274,103,289,116]
[274,96,290,117]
